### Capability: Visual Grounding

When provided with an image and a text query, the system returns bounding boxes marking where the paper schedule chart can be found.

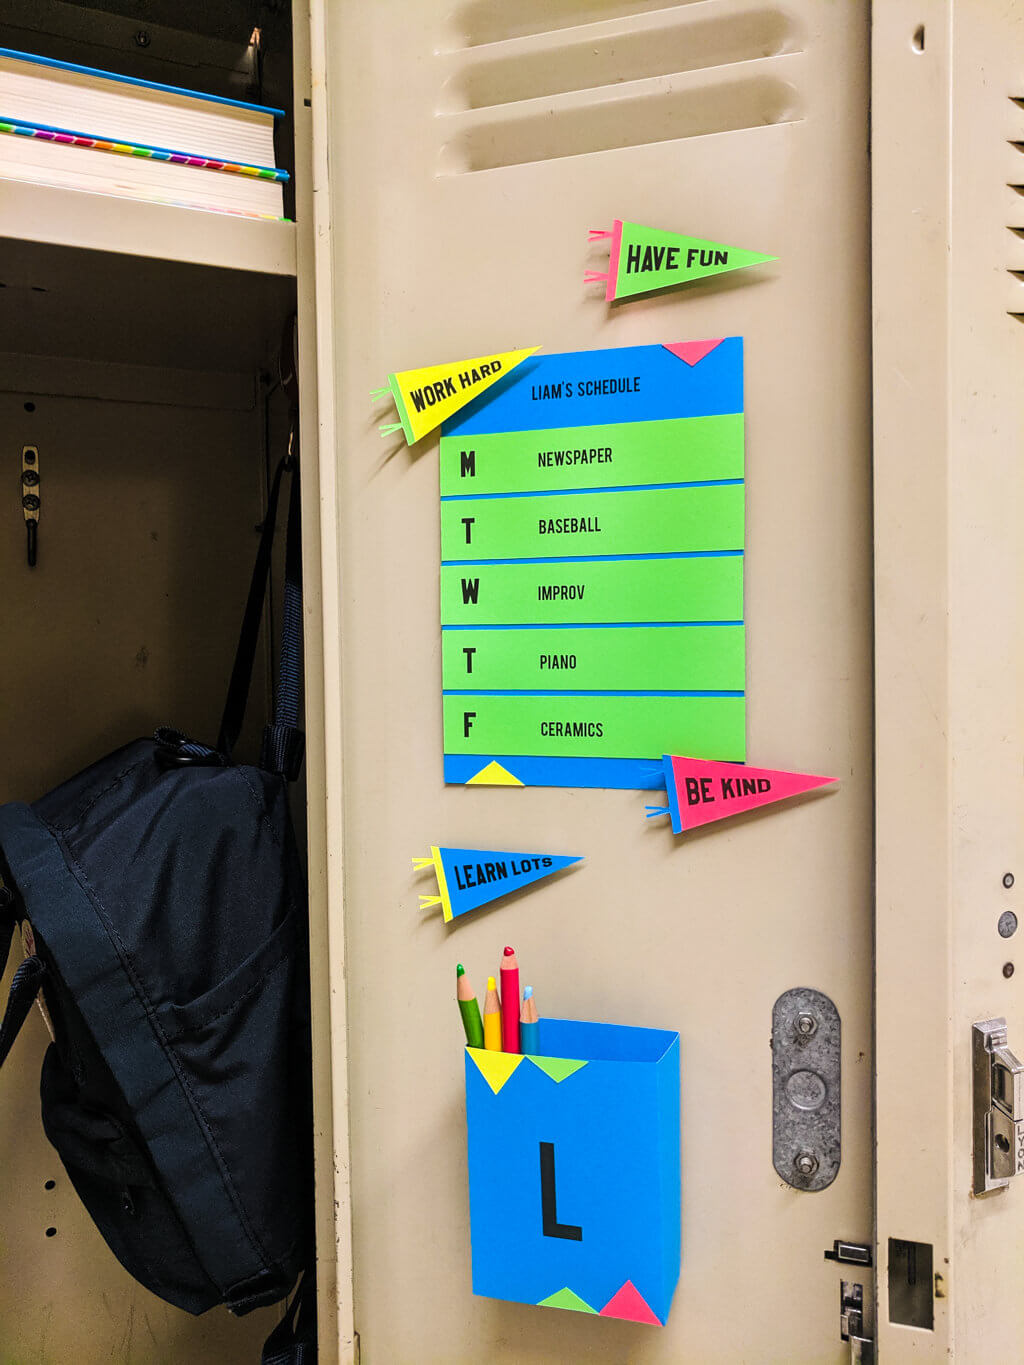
[440,339,746,789]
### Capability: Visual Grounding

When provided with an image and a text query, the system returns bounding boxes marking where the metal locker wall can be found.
[310,1,873,1360]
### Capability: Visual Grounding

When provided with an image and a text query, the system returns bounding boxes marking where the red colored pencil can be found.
[500,945,520,1053]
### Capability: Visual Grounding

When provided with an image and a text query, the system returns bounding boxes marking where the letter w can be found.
[461,578,480,605]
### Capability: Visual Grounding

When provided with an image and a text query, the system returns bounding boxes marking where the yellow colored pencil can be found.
[483,975,502,1050]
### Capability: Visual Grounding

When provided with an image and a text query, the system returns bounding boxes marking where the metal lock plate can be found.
[972,1017,1024,1194]
[771,987,841,1192]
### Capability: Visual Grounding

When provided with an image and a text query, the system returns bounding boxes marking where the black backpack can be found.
[0,452,317,1363]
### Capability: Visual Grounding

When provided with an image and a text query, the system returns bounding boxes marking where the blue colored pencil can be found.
[520,985,540,1055]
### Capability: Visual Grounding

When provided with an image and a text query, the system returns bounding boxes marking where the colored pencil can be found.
[500,945,521,1053]
[520,985,540,1055]
[456,964,484,1049]
[483,976,502,1050]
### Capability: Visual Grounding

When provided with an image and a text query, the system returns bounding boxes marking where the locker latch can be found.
[839,1281,873,1361]
[972,1017,1024,1194]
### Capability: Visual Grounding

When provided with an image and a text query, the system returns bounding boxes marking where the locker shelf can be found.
[0,227,296,374]
[0,178,296,278]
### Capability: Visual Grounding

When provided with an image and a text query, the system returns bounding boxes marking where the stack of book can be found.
[0,47,288,219]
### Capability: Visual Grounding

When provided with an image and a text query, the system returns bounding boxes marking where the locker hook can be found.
[21,445,40,568]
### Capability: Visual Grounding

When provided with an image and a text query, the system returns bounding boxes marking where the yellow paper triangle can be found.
[466,1048,525,1095]
[391,347,538,445]
[466,760,524,787]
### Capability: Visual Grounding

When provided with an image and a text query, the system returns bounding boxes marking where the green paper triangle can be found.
[528,1055,588,1084]
[537,1286,597,1313]
[612,220,775,300]
[466,1048,525,1095]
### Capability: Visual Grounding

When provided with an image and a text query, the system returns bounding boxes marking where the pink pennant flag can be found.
[647,756,837,834]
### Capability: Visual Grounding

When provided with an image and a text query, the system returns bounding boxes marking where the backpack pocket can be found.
[153,909,311,1302]
[40,1043,221,1315]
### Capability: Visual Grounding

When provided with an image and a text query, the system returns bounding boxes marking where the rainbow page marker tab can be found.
[586,220,775,302]
[373,347,538,446]
[646,755,837,834]
[413,846,581,922]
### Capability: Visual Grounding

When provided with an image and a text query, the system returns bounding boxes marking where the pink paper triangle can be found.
[667,756,836,832]
[599,1280,662,1325]
[662,339,725,367]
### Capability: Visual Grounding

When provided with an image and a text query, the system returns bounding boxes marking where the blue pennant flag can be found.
[413,847,582,922]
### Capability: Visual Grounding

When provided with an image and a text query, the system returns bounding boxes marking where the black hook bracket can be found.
[21,445,40,568]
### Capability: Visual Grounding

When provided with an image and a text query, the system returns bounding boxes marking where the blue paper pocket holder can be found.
[465,1017,680,1324]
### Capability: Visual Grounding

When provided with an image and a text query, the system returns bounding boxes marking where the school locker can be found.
[0,0,1022,1361]
[0,3,330,1361]
[312,1,873,1361]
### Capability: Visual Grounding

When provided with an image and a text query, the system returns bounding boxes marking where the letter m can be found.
[461,578,480,605]
[460,449,476,477]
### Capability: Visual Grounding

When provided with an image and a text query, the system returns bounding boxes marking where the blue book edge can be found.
[0,47,287,120]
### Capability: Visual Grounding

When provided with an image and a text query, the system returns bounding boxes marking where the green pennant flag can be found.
[586,220,775,301]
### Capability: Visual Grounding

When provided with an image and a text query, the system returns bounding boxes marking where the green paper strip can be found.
[444,694,745,761]
[442,625,744,692]
[441,555,743,626]
[439,414,743,496]
[441,484,743,562]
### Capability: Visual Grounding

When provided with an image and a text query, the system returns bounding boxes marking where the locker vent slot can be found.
[453,0,706,48]
[445,9,798,111]
[438,3,801,174]
[440,74,798,173]
[1009,99,1024,319]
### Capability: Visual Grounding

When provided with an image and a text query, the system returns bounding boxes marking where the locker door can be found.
[873,4,1024,1359]
[310,2,872,1359]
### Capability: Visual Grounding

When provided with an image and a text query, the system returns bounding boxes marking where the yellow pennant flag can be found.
[373,346,539,445]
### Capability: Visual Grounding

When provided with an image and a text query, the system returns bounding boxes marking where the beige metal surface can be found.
[0,377,278,1363]
[873,4,1024,1359]
[0,179,296,275]
[314,2,873,1361]
[294,2,352,1360]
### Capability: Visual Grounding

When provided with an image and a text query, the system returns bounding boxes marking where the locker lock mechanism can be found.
[21,445,40,567]
[771,987,841,1192]
[972,1017,1024,1194]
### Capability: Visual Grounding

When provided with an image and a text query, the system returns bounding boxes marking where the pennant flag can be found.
[647,755,837,834]
[372,346,538,445]
[412,846,582,923]
[586,220,775,302]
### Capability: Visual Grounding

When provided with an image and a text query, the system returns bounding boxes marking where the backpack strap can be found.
[217,433,304,780]
[261,1265,317,1364]
[0,954,46,1070]
[0,881,14,980]
[1,855,43,1073]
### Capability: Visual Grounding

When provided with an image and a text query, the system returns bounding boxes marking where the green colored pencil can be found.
[456,964,484,1049]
